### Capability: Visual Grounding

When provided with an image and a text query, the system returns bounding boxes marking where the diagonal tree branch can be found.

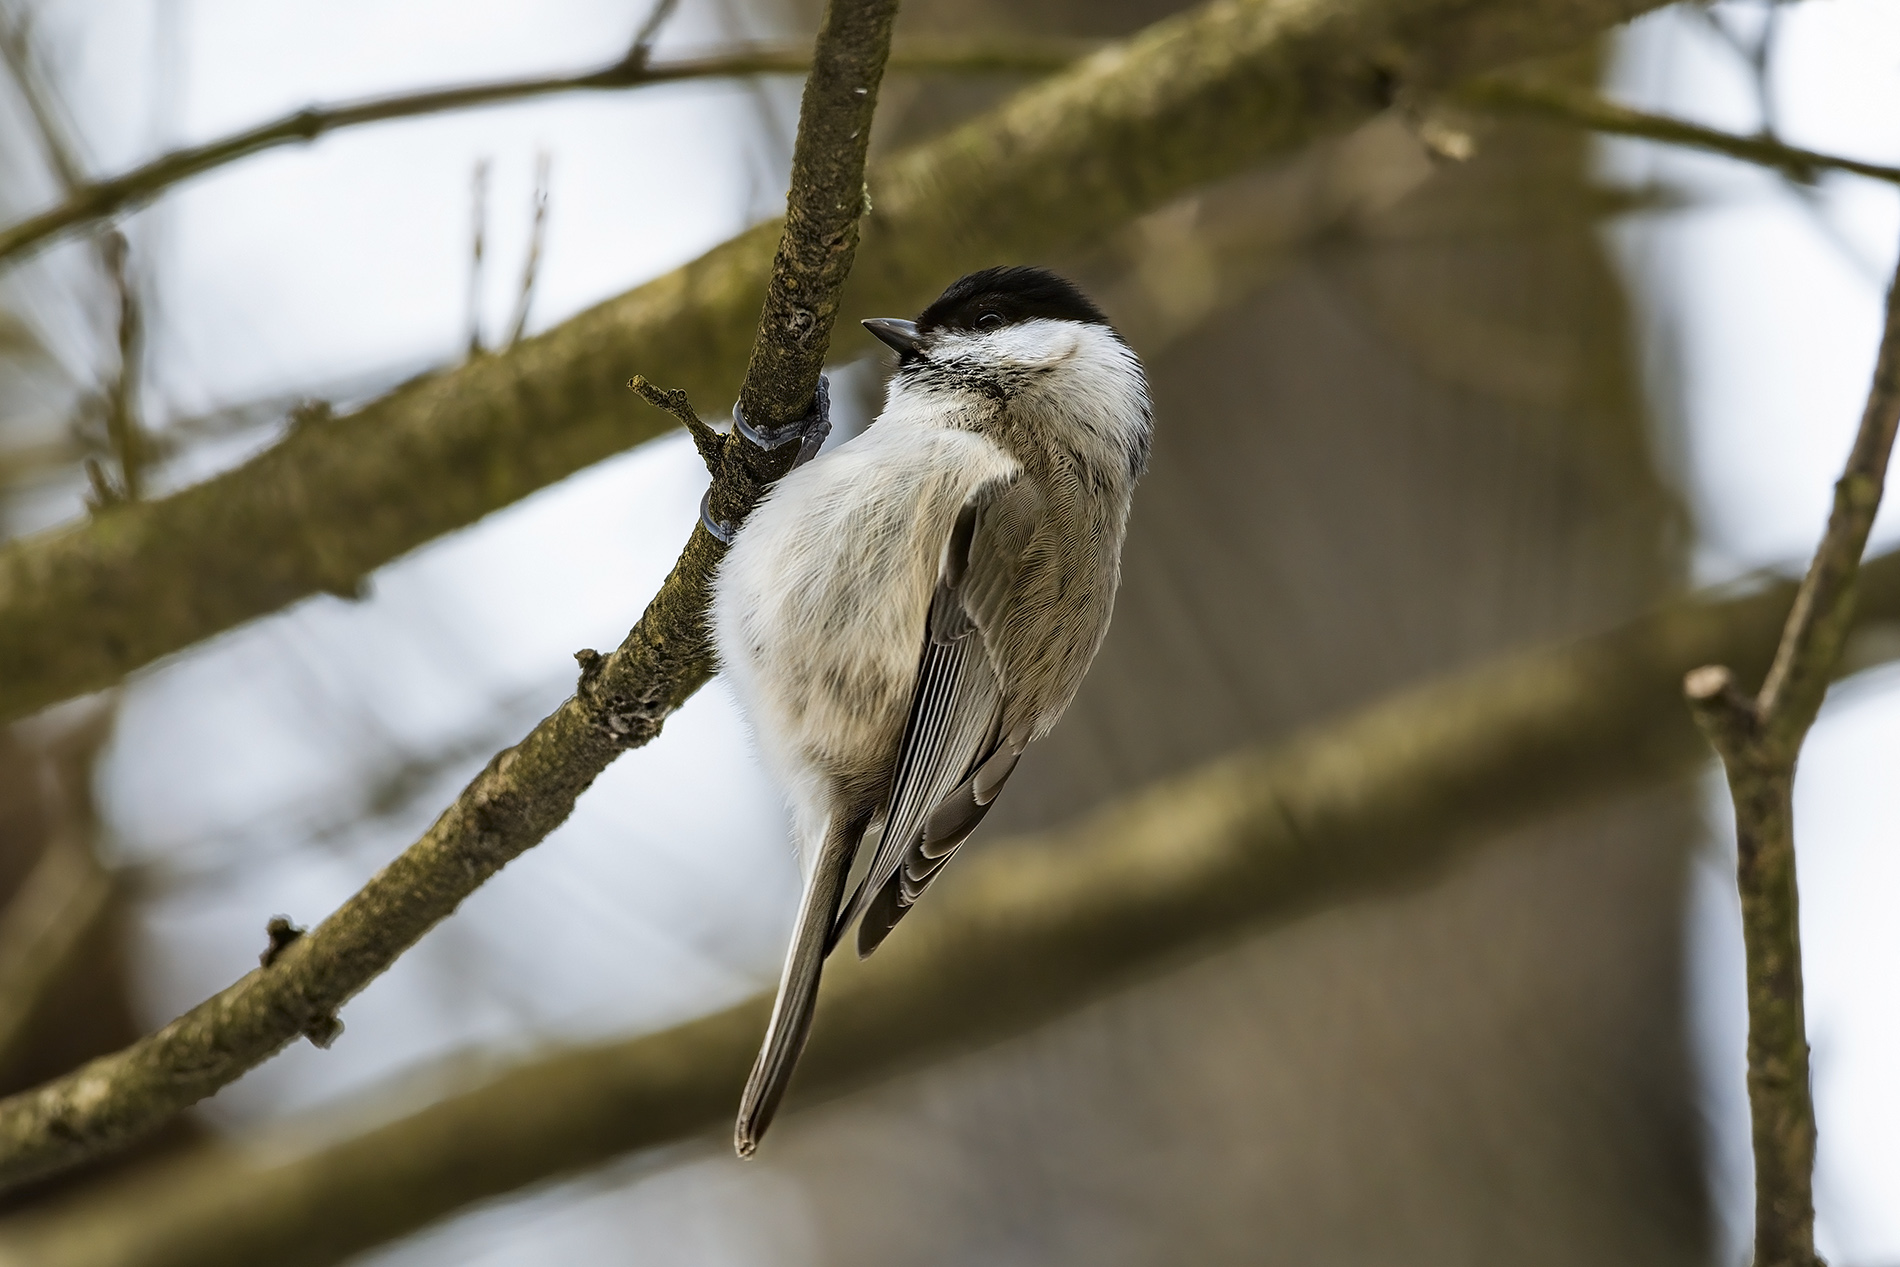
[1681,235,1900,1267]
[0,0,901,1193]
[0,38,1090,269]
[1452,75,1900,188]
[5,552,1900,1267]
[0,0,1674,725]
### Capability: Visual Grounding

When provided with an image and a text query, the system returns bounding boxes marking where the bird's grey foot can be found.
[699,489,736,544]
[734,374,831,472]
[702,376,831,542]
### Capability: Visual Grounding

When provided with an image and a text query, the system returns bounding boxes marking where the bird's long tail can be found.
[735,809,865,1157]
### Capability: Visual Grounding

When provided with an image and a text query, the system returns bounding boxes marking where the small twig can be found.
[628,374,723,471]
[1682,231,1900,1267]
[0,37,1093,270]
[464,158,489,360]
[100,230,147,500]
[0,1,87,192]
[5,3,151,502]
[504,151,550,349]
[1453,76,1900,188]
[627,0,682,66]
[0,0,901,1194]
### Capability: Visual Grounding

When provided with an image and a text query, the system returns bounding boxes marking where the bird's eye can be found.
[976,312,1004,330]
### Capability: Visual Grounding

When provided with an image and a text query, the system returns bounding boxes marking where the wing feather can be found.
[835,474,1043,955]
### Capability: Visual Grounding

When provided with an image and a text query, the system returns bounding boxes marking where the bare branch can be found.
[0,0,902,1194]
[98,232,147,502]
[0,0,1674,724]
[7,552,1900,1267]
[1453,75,1900,188]
[1681,233,1900,1267]
[0,38,1092,269]
[503,151,551,349]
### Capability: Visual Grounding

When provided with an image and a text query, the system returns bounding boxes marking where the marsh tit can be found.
[711,266,1152,1156]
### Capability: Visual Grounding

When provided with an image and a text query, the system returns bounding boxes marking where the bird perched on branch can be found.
[712,266,1152,1157]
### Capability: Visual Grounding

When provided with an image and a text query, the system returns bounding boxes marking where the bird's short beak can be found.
[862,317,924,356]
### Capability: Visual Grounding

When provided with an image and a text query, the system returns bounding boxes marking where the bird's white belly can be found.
[711,422,1018,798]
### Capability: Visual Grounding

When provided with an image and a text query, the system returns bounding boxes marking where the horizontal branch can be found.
[0,0,1671,725]
[1453,75,1900,187]
[0,38,1094,269]
[6,552,1900,1267]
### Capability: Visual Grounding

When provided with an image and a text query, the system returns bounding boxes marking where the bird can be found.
[710,265,1152,1157]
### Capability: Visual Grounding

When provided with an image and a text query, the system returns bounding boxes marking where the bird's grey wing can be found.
[836,473,1044,957]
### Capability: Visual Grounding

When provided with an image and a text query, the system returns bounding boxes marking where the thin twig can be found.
[464,159,489,359]
[9,551,1900,1267]
[1453,75,1900,188]
[0,0,901,1194]
[504,151,550,349]
[1682,234,1900,1267]
[0,37,1093,269]
[628,0,683,65]
[4,3,151,501]
[0,0,87,191]
[99,230,146,500]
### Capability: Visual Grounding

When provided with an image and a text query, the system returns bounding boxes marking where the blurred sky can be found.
[1,1,1898,1263]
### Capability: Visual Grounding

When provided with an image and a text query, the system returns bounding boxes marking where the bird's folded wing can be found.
[836,473,1044,954]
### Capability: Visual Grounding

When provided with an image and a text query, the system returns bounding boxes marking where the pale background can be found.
[0,0,1896,1261]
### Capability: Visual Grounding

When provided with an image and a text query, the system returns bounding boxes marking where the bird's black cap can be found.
[914,266,1110,336]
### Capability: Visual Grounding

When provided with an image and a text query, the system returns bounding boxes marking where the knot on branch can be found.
[302,1012,344,1049]
[1684,663,1761,761]
[288,399,334,432]
[259,916,305,968]
[573,647,604,689]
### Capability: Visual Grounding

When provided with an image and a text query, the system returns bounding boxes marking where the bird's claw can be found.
[703,376,831,544]
[699,488,736,544]
[734,375,831,472]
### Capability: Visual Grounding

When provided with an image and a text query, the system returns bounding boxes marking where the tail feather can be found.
[735,810,865,1158]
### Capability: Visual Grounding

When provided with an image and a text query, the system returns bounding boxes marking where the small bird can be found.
[711,265,1152,1157]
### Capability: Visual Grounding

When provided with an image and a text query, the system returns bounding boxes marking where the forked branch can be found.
[1683,234,1900,1267]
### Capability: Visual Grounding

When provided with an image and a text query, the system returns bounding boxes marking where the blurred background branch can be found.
[3,551,1898,1267]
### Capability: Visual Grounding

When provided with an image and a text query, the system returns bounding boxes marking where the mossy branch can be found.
[5,553,1900,1267]
[0,0,900,1193]
[0,0,1673,725]
[1681,239,1900,1267]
